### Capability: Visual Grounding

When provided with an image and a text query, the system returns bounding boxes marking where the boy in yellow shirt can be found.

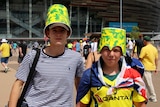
[76,28,147,107]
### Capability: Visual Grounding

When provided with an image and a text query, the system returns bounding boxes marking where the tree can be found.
[129,26,140,39]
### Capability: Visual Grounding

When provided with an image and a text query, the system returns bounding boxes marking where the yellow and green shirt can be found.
[81,77,145,107]
[76,59,147,107]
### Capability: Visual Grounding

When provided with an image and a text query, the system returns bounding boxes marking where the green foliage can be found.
[129,26,140,39]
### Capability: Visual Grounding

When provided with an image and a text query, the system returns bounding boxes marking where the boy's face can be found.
[101,46,122,67]
[46,26,69,46]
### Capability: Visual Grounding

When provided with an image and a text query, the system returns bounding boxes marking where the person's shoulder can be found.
[141,45,147,50]
[136,39,142,43]
[0,43,4,46]
[83,44,88,47]
[150,44,157,48]
[125,67,142,78]
[152,45,158,52]
[143,44,153,50]
[18,43,23,46]
[82,67,98,79]
[66,48,81,56]
[83,68,91,76]
[28,48,40,56]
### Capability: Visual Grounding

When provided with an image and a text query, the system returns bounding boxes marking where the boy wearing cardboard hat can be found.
[76,27,147,107]
[8,4,84,107]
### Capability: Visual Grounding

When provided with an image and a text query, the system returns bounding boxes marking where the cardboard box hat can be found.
[98,27,126,56]
[44,4,72,37]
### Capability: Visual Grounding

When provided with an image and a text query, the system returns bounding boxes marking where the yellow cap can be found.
[98,27,126,55]
[44,4,72,37]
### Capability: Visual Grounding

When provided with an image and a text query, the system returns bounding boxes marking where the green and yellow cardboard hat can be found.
[44,4,72,37]
[98,27,126,55]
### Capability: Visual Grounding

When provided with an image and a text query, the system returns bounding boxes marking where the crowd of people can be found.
[66,38,99,63]
[0,39,41,72]
[0,3,158,107]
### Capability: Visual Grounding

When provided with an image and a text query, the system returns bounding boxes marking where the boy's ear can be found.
[45,30,49,38]
[67,31,70,37]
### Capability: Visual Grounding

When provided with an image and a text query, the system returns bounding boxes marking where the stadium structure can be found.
[0,0,160,41]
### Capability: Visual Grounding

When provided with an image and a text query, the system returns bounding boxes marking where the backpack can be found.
[83,44,90,55]
[125,53,144,77]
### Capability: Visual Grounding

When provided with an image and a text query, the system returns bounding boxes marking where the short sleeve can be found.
[75,55,85,77]
[76,69,91,103]
[132,90,146,102]
[15,49,37,82]
[80,90,91,104]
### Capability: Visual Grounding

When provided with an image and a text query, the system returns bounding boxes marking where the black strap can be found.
[17,48,40,107]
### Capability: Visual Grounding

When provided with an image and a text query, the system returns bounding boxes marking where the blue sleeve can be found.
[76,69,91,103]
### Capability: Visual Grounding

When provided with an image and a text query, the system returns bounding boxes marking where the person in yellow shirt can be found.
[139,36,158,102]
[76,28,147,107]
[0,39,11,72]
